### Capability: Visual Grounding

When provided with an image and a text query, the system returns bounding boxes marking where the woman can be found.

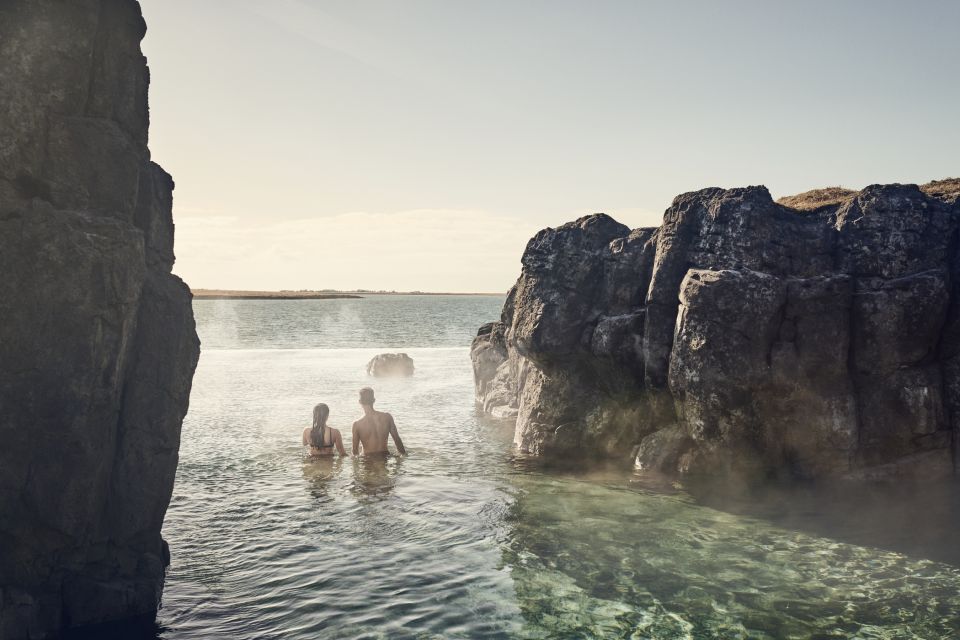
[302,403,347,457]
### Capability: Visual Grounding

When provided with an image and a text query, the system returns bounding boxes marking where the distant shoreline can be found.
[191,288,503,299]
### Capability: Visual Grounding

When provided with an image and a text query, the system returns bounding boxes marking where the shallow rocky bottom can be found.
[504,473,960,639]
[135,337,960,640]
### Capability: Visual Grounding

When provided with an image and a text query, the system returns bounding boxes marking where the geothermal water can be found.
[150,296,960,639]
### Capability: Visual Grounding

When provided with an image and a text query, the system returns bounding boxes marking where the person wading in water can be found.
[351,387,406,456]
[302,403,347,457]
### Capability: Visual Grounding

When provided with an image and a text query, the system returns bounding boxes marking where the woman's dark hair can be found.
[310,403,330,448]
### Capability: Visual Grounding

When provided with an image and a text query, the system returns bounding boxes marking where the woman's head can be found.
[310,403,330,447]
[312,403,329,428]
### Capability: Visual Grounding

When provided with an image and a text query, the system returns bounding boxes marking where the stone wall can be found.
[0,1,199,637]
[473,181,960,480]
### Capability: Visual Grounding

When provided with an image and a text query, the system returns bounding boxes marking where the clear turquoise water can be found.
[153,296,960,639]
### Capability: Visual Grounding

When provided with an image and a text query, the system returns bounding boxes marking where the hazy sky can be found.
[140,0,960,292]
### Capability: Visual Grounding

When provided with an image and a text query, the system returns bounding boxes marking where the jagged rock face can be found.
[472,182,960,480]
[0,2,200,638]
[366,353,415,377]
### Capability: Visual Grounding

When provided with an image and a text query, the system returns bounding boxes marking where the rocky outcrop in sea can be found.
[472,180,960,481]
[367,353,416,377]
[0,1,200,638]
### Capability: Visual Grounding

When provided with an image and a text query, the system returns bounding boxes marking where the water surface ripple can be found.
[154,297,960,639]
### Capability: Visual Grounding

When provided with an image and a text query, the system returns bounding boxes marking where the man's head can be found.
[359,387,376,407]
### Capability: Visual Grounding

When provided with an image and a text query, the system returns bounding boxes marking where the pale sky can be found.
[140,0,960,292]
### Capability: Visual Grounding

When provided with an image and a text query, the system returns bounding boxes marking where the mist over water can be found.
[154,296,960,639]
[193,296,501,350]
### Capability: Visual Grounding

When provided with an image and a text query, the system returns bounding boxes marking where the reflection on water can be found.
[502,468,960,639]
[152,299,960,639]
[302,457,344,502]
[303,452,408,502]
[350,455,404,500]
[683,476,960,568]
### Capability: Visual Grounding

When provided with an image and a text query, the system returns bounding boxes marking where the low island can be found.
[192,289,362,300]
[192,289,501,299]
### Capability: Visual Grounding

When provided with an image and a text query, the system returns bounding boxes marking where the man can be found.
[352,387,406,456]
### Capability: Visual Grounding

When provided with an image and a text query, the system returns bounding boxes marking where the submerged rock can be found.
[472,182,960,480]
[367,353,415,377]
[0,1,199,638]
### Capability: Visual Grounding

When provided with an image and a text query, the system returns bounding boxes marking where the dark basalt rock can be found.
[473,182,960,480]
[366,353,415,377]
[0,2,200,638]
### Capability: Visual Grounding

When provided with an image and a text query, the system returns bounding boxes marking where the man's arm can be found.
[351,421,360,456]
[388,414,406,455]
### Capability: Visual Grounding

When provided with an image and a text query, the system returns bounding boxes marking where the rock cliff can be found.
[0,1,200,638]
[472,180,960,480]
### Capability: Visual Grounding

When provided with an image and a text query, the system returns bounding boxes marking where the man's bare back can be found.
[352,387,406,456]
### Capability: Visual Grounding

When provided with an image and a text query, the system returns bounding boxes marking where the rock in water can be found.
[0,2,200,638]
[367,353,415,377]
[472,184,960,480]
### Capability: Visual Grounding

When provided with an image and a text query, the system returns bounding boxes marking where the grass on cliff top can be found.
[776,187,856,211]
[777,178,960,211]
[921,177,960,203]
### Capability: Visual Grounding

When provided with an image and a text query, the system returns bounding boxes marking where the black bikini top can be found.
[312,426,334,449]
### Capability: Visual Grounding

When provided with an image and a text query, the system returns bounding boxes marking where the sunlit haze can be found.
[140,0,960,292]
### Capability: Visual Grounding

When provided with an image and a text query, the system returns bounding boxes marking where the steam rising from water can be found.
[149,298,960,639]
